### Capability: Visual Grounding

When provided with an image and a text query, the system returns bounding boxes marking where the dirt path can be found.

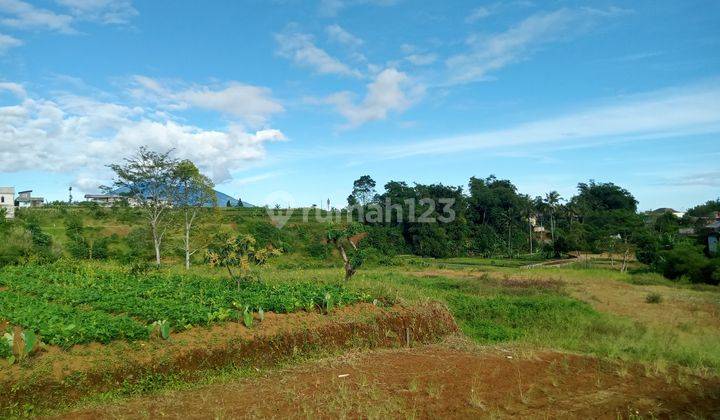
[55,342,720,419]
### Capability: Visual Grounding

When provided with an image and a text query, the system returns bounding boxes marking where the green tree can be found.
[107,147,179,266]
[173,160,216,269]
[543,191,563,242]
[326,223,366,281]
[348,175,377,206]
[64,214,110,260]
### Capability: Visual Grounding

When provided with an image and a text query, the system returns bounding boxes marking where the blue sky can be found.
[0,0,718,210]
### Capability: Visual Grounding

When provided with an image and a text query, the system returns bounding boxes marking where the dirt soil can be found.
[55,341,720,419]
[1,302,457,413]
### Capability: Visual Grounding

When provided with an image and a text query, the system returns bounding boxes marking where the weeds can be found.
[645,292,663,304]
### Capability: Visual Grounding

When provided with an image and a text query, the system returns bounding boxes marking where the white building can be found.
[84,194,125,206]
[0,187,15,218]
[15,190,45,208]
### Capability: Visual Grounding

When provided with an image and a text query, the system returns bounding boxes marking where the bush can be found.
[645,292,662,304]
[658,243,720,285]
[306,241,331,260]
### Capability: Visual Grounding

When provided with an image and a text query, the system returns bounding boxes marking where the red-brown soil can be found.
[55,341,720,419]
[1,303,457,414]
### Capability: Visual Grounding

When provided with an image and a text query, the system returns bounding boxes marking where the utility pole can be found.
[68,186,73,204]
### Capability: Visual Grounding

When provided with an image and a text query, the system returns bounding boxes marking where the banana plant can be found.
[4,329,38,364]
[242,306,253,328]
[152,320,171,340]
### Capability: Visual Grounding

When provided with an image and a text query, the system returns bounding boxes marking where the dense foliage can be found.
[0,169,718,284]
[0,263,374,347]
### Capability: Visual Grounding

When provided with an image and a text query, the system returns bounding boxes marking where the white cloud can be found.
[0,0,75,33]
[0,89,286,191]
[276,30,362,78]
[55,0,138,25]
[0,81,25,96]
[446,8,624,84]
[230,170,285,187]
[325,24,363,48]
[370,82,720,159]
[129,76,284,127]
[405,53,437,66]
[0,32,21,53]
[662,171,720,187]
[324,68,424,128]
[465,6,491,23]
[318,0,399,17]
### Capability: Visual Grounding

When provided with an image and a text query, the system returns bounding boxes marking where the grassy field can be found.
[2,213,720,416]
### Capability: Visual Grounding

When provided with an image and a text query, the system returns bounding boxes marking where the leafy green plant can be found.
[324,292,334,314]
[207,234,282,289]
[0,264,374,347]
[152,320,171,340]
[304,299,315,312]
[258,307,265,322]
[2,329,39,364]
[242,306,253,328]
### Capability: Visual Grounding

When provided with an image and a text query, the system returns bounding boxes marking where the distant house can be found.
[84,194,125,206]
[15,190,44,208]
[0,187,14,219]
[707,220,720,255]
[678,227,695,236]
[652,207,686,219]
[533,225,550,243]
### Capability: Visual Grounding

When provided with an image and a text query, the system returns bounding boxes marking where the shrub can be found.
[306,241,331,260]
[658,243,720,284]
[645,292,662,304]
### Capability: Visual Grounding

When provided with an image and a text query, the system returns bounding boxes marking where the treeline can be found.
[1,145,718,285]
[348,175,720,284]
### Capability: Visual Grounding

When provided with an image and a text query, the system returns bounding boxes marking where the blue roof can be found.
[111,185,252,208]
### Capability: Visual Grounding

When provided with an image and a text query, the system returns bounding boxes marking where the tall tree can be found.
[348,175,377,206]
[173,160,216,269]
[107,147,178,266]
[544,191,563,242]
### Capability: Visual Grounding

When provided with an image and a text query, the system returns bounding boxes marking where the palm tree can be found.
[544,191,563,242]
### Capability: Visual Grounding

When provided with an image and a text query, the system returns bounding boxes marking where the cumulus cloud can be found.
[446,8,626,84]
[0,81,25,96]
[0,32,21,53]
[276,30,362,78]
[325,24,363,48]
[55,0,138,25]
[0,0,75,33]
[129,76,284,127]
[324,68,424,128]
[0,89,286,192]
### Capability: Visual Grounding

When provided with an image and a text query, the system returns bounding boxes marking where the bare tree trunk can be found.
[185,226,190,269]
[337,242,355,281]
[184,210,191,270]
[529,221,533,254]
[550,213,555,242]
[621,245,629,273]
[151,220,161,266]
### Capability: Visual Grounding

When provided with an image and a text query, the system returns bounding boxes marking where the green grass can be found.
[2,255,719,372]
[344,266,720,372]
